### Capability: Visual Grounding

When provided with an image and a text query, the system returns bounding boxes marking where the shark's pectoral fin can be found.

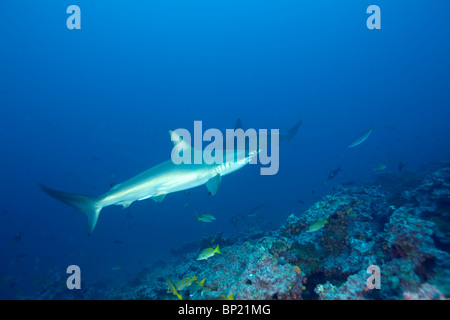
[152,194,167,203]
[205,174,221,196]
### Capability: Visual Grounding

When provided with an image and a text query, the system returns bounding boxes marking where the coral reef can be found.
[30,166,450,300]
[108,237,304,300]
[403,282,446,300]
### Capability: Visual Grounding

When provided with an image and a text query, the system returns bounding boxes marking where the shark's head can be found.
[215,148,259,177]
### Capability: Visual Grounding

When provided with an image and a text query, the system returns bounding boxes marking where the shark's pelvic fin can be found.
[152,194,167,203]
[39,184,102,235]
[205,174,221,196]
[121,201,132,208]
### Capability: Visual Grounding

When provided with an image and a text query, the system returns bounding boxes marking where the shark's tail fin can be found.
[39,184,102,235]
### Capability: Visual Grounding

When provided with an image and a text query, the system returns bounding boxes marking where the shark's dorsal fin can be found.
[205,174,221,196]
[152,194,166,203]
[235,118,243,130]
[169,130,192,150]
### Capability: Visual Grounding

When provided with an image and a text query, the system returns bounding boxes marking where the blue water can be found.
[0,1,449,299]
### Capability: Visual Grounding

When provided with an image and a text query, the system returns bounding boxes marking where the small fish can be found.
[184,201,190,207]
[229,215,239,228]
[196,212,216,223]
[166,276,182,300]
[213,293,234,300]
[209,232,223,245]
[196,278,205,287]
[32,276,44,283]
[197,245,221,260]
[111,265,124,271]
[113,240,123,244]
[373,164,387,172]
[248,203,266,217]
[169,276,198,292]
[328,166,341,179]
[398,162,405,171]
[188,278,206,297]
[297,200,304,204]
[348,128,374,148]
[306,220,328,232]
[12,232,24,243]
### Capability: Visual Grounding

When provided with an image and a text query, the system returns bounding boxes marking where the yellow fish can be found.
[197,212,216,223]
[197,245,221,260]
[166,276,182,300]
[111,265,124,271]
[373,164,387,172]
[32,276,44,283]
[214,293,234,300]
[188,278,206,297]
[306,220,328,232]
[170,276,197,292]
[197,278,205,287]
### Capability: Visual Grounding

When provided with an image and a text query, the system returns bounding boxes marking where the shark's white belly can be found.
[98,161,215,207]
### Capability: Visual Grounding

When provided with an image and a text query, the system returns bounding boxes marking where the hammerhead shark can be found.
[40,130,259,235]
[235,118,302,145]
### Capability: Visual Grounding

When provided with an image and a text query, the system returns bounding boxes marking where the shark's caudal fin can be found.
[39,184,102,235]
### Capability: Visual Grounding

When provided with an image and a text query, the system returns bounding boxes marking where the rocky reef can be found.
[34,167,450,300]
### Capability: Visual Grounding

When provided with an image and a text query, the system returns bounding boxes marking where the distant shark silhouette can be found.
[279,119,303,143]
[234,118,303,145]
[40,130,258,235]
